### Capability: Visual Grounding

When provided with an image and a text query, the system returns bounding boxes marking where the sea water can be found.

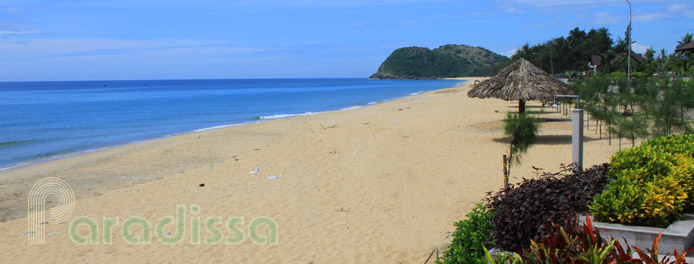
[0,78,462,170]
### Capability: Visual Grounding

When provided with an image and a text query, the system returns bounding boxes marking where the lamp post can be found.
[552,95,584,171]
[626,0,632,90]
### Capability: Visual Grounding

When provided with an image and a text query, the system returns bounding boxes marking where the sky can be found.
[0,0,692,81]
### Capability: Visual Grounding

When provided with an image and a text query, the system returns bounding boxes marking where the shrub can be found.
[437,203,495,264]
[641,134,694,158]
[590,135,694,227]
[485,164,609,252]
[519,216,691,264]
[590,176,688,227]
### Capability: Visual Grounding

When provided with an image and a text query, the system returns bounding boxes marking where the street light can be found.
[626,0,632,90]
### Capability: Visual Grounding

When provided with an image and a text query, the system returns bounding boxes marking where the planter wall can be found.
[579,214,694,255]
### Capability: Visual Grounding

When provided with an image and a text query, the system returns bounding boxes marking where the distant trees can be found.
[512,27,614,74]
[513,28,694,79]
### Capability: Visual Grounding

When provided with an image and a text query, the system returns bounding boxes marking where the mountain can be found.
[369,44,509,79]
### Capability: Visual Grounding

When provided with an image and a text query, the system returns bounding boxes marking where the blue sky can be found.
[0,0,692,81]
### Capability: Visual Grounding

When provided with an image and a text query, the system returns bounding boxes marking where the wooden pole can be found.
[503,155,509,187]
[519,100,525,115]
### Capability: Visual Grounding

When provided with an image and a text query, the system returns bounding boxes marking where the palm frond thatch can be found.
[468,58,574,101]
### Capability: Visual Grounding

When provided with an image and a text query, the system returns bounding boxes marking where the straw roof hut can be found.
[675,42,694,53]
[468,58,574,114]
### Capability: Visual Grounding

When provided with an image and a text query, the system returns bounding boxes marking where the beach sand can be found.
[0,78,628,263]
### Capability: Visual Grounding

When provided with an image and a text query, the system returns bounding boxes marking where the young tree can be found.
[612,113,649,150]
[503,112,540,182]
[642,48,657,77]
[650,79,691,136]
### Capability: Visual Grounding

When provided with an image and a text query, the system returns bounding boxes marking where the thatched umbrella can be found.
[468,58,574,114]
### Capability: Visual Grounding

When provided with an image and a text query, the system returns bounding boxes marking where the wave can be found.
[0,140,36,148]
[340,106,362,111]
[256,112,318,120]
[0,147,108,172]
[193,124,241,132]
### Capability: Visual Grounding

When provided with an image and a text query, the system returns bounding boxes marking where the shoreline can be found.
[0,77,625,262]
[0,80,465,174]
[0,80,475,221]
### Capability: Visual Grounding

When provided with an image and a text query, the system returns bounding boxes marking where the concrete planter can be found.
[579,214,694,255]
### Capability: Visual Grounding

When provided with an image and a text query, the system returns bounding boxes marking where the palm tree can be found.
[678,33,693,47]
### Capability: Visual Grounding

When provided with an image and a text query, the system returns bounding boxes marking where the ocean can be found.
[0,78,463,171]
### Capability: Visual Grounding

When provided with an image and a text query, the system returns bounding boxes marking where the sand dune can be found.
[0,78,626,263]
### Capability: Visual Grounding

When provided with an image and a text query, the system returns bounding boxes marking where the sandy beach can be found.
[0,78,627,263]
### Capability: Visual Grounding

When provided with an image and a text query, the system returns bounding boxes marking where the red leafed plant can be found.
[518,215,691,264]
[632,232,691,264]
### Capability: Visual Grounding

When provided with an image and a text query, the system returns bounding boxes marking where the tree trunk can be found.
[503,154,508,187]
[631,134,635,147]
[507,145,514,181]
[608,120,611,145]
[519,100,526,115]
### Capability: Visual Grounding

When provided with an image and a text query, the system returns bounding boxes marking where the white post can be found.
[572,109,584,171]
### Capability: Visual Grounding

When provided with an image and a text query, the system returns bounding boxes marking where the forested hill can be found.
[369,44,509,80]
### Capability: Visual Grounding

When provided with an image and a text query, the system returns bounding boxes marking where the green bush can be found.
[437,203,495,264]
[590,135,694,227]
[641,134,694,158]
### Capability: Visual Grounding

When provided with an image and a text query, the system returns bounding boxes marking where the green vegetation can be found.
[437,203,494,264]
[589,135,694,227]
[485,164,609,252]
[438,164,692,263]
[514,27,614,74]
[575,73,694,148]
[370,45,509,79]
[437,31,694,263]
[515,29,693,77]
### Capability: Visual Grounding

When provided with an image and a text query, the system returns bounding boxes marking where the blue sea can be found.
[0,78,462,171]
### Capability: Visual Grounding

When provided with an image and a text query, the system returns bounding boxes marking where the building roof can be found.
[610,53,643,65]
[675,42,694,53]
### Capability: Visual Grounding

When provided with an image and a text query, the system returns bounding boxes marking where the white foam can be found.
[258,112,317,120]
[193,124,239,132]
[340,106,362,111]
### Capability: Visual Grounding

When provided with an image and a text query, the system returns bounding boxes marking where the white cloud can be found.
[633,11,671,22]
[0,23,42,36]
[1,6,25,13]
[592,12,622,26]
[57,0,452,8]
[504,48,519,57]
[667,3,694,18]
[0,29,40,36]
[632,42,652,54]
